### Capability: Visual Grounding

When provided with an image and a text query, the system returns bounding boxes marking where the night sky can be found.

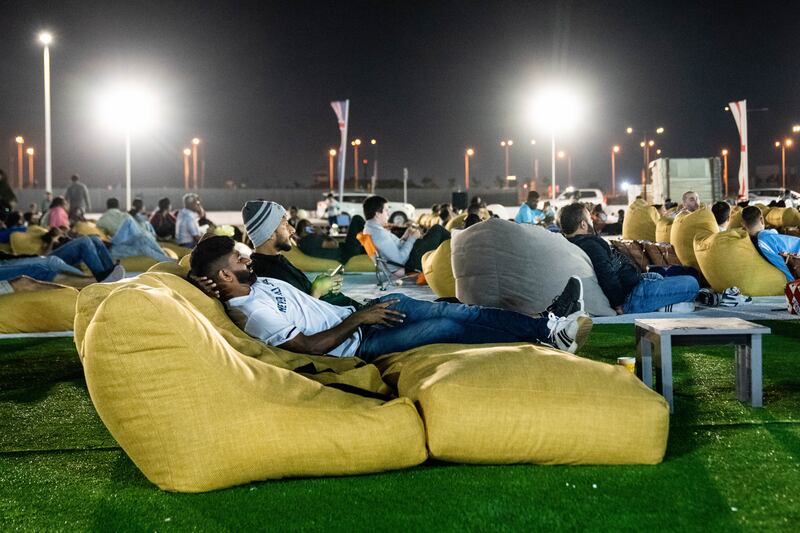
[1,0,799,191]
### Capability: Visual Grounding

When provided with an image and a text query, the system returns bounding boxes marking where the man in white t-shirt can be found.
[175,193,204,247]
[190,236,592,361]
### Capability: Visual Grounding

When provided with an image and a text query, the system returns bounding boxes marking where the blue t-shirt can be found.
[515,203,544,224]
[757,229,800,281]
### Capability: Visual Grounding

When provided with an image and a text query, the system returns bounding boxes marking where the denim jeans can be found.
[51,236,115,279]
[623,273,699,314]
[356,294,551,362]
[0,256,84,282]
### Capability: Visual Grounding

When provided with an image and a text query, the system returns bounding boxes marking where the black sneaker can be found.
[696,288,720,307]
[546,276,584,317]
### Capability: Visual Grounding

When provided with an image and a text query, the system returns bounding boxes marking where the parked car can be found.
[316,192,416,225]
[748,188,800,208]
[549,188,607,210]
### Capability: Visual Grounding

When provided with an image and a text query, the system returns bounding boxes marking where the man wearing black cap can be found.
[241,200,361,308]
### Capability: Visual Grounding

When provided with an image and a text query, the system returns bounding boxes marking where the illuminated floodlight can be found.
[183,148,192,156]
[38,32,53,45]
[528,84,583,132]
[96,82,158,133]
[621,181,630,191]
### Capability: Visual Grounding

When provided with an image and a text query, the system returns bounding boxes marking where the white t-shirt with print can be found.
[226,277,361,357]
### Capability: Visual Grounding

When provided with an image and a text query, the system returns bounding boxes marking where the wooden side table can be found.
[634,318,771,413]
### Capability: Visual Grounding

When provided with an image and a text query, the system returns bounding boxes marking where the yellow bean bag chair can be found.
[622,200,659,241]
[421,240,455,298]
[655,216,674,243]
[669,207,718,270]
[10,226,48,255]
[694,229,786,295]
[283,247,341,272]
[343,254,376,272]
[73,221,109,241]
[445,212,469,231]
[118,256,159,272]
[147,261,190,277]
[178,253,192,269]
[79,277,427,492]
[765,207,800,228]
[0,286,78,333]
[728,206,743,230]
[159,241,193,259]
[376,343,669,465]
[0,242,10,254]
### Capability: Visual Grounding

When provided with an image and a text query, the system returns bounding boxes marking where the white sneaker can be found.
[101,264,126,283]
[657,302,695,313]
[546,311,593,353]
[720,287,753,307]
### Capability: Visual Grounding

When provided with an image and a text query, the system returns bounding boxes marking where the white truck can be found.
[647,157,724,205]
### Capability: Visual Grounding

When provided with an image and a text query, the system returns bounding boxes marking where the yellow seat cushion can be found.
[422,240,455,298]
[10,226,47,255]
[73,221,109,241]
[283,247,341,272]
[342,254,376,272]
[0,287,78,333]
[694,229,786,295]
[445,212,468,231]
[147,261,190,277]
[81,282,427,492]
[765,207,800,228]
[178,253,192,269]
[376,343,669,465]
[0,242,10,254]
[622,200,659,241]
[118,256,159,272]
[655,216,674,243]
[159,242,193,259]
[669,207,718,270]
[728,206,743,230]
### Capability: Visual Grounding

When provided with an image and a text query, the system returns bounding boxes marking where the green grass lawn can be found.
[1,323,799,531]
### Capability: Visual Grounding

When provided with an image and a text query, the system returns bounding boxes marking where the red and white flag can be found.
[330,100,349,200]
[728,100,749,199]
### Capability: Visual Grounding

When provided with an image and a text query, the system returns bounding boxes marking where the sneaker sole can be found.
[574,315,593,351]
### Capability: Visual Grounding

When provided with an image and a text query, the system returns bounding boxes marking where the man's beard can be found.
[234,268,257,285]
[276,238,292,252]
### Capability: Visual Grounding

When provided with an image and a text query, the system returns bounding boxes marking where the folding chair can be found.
[356,232,401,290]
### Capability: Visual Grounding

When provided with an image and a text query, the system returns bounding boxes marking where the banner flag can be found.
[728,99,749,199]
[330,100,349,201]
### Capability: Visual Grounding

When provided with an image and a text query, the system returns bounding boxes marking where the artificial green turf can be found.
[1,323,799,531]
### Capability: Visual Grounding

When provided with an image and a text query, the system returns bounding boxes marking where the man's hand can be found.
[190,275,221,299]
[311,273,343,298]
[403,226,422,240]
[351,300,405,327]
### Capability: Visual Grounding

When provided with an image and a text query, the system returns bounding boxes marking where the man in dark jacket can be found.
[559,203,698,314]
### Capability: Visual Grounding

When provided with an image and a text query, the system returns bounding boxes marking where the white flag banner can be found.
[728,99,748,198]
[330,100,349,201]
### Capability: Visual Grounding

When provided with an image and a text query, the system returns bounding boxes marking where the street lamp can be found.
[775,138,793,189]
[557,150,572,186]
[627,126,664,196]
[351,138,361,190]
[182,148,191,190]
[529,139,539,189]
[464,148,475,191]
[611,145,620,195]
[26,147,35,187]
[191,137,201,189]
[793,125,800,133]
[530,84,583,200]
[38,32,53,193]
[14,136,24,188]
[370,139,378,191]
[96,83,157,209]
[328,149,337,191]
[500,139,513,182]
[721,149,729,197]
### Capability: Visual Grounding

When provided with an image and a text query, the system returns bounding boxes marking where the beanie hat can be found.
[242,201,286,248]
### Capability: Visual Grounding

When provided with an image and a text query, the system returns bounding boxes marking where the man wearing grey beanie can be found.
[241,200,362,308]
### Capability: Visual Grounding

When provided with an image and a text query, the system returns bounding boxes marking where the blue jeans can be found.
[0,256,84,282]
[51,236,115,279]
[623,273,699,314]
[356,294,551,362]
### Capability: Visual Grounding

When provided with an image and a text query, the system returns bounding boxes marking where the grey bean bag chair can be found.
[451,218,616,317]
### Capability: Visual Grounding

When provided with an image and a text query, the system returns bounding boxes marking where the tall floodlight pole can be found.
[550,131,556,200]
[611,145,620,196]
[39,32,53,193]
[125,128,132,209]
[183,148,191,190]
[464,148,474,191]
[26,147,35,187]
[15,137,24,188]
[191,137,201,189]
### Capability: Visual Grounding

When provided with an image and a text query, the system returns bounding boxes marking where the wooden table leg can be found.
[654,334,674,413]
[636,327,653,387]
